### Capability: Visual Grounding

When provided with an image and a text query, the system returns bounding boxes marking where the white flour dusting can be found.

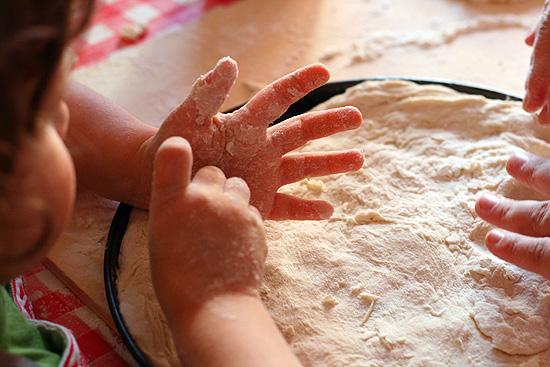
[118,80,550,366]
[320,16,531,65]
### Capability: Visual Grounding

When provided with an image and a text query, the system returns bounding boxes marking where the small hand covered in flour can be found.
[475,151,550,280]
[524,2,550,122]
[148,137,267,318]
[142,57,364,220]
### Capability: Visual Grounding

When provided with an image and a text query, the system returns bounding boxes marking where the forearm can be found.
[64,80,156,207]
[170,294,302,367]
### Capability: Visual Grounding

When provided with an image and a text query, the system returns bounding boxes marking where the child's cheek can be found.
[41,125,76,246]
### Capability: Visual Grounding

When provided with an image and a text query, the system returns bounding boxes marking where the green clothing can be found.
[0,287,62,367]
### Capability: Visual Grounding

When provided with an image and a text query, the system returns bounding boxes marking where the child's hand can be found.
[524,2,550,122]
[148,137,266,319]
[475,151,550,279]
[141,57,364,220]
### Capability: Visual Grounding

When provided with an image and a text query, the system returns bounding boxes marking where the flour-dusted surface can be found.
[320,16,531,66]
[465,0,531,4]
[118,81,550,366]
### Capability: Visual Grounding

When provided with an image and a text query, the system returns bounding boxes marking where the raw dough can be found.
[118,80,550,366]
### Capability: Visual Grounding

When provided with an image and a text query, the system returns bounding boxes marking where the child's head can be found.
[0,0,93,282]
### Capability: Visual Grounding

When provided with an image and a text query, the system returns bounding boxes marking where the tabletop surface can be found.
[33,0,546,365]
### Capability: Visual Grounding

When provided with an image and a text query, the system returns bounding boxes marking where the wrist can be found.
[167,291,263,334]
[164,292,301,367]
[166,292,265,365]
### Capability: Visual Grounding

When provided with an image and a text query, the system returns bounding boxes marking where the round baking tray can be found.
[104,78,522,366]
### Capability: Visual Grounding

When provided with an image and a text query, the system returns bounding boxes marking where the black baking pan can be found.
[104,78,522,366]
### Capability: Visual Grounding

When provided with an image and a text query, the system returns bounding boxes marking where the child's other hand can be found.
[148,137,267,319]
[524,2,550,122]
[475,151,550,280]
[143,57,364,220]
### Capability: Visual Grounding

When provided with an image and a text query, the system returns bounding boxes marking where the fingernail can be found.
[508,150,529,170]
[477,194,499,213]
[486,229,504,247]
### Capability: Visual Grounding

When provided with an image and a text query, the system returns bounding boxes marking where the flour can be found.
[322,295,339,309]
[320,16,531,65]
[303,179,325,194]
[118,80,550,366]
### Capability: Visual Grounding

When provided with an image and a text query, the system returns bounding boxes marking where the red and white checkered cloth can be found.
[19,0,237,365]
[20,266,129,366]
[77,0,236,67]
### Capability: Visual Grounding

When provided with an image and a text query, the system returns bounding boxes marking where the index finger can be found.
[237,64,330,126]
[475,194,550,237]
[506,151,550,195]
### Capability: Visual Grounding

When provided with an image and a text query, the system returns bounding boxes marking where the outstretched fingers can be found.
[279,150,364,186]
[238,64,330,126]
[485,229,550,280]
[269,106,363,154]
[268,193,333,220]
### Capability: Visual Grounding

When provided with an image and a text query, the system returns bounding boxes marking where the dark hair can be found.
[0,0,94,180]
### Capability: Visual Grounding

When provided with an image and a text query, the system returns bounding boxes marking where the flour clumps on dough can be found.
[118,80,550,366]
[304,179,325,194]
[322,295,339,309]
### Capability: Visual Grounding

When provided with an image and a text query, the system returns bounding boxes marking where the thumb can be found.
[151,137,193,207]
[162,57,238,134]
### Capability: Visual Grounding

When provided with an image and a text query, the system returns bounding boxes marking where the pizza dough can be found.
[118,80,550,366]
